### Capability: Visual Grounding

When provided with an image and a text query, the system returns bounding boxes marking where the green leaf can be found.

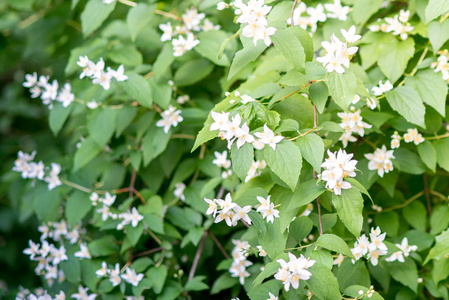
[149,76,172,110]
[231,142,254,181]
[127,3,155,41]
[316,234,355,259]
[248,280,280,300]
[115,106,137,137]
[345,178,372,202]
[428,19,449,53]
[259,219,288,259]
[88,235,118,256]
[194,30,230,66]
[307,263,341,300]
[344,285,385,300]
[185,276,209,291]
[121,72,153,108]
[387,258,418,292]
[417,141,437,172]
[263,140,302,191]
[393,148,427,175]
[142,126,171,166]
[403,201,427,232]
[211,273,239,294]
[228,36,267,79]
[430,205,449,235]
[271,27,306,72]
[65,191,92,227]
[174,58,214,87]
[126,222,144,246]
[352,0,383,25]
[425,0,449,22]
[296,134,324,173]
[252,257,287,287]
[433,257,449,285]
[272,94,314,129]
[107,44,143,66]
[73,137,102,171]
[385,86,426,128]
[152,43,175,77]
[326,70,357,111]
[87,107,117,148]
[433,137,449,172]
[332,188,364,237]
[146,265,167,294]
[279,180,326,233]
[49,102,73,135]
[33,184,63,222]
[337,260,371,292]
[81,0,116,37]
[59,255,81,284]
[378,38,415,83]
[309,81,329,114]
[405,69,448,117]
[425,229,449,264]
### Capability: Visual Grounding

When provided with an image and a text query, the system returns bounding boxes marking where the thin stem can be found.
[133,188,146,205]
[208,231,230,259]
[18,10,45,29]
[188,231,208,281]
[312,104,323,236]
[133,241,180,258]
[291,0,300,26]
[118,0,137,7]
[423,174,432,216]
[129,169,137,199]
[425,132,449,140]
[147,229,162,245]
[217,186,226,199]
[430,190,448,201]
[289,127,317,141]
[152,104,163,114]
[155,9,182,21]
[61,178,92,193]
[398,47,429,87]
[369,190,425,214]
[171,134,196,140]
[440,12,449,23]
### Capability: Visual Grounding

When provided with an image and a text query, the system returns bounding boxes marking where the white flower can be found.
[174,182,186,201]
[215,193,236,214]
[254,124,284,150]
[156,105,183,133]
[92,71,112,90]
[202,19,221,31]
[320,149,357,195]
[212,151,231,168]
[129,207,144,227]
[71,285,97,300]
[403,128,424,145]
[23,240,40,260]
[235,122,255,149]
[109,263,122,287]
[333,254,345,267]
[372,80,393,96]
[86,100,99,109]
[28,161,45,180]
[325,0,350,21]
[56,83,75,107]
[232,205,252,225]
[204,198,218,217]
[217,1,228,10]
[74,243,91,259]
[159,22,173,42]
[96,262,108,277]
[23,72,38,88]
[365,145,395,177]
[267,292,278,300]
[121,268,144,286]
[260,202,279,223]
[50,245,68,265]
[210,111,230,132]
[107,65,128,81]
[102,192,116,206]
[257,245,267,257]
[341,25,361,43]
[44,163,62,190]
[275,253,315,291]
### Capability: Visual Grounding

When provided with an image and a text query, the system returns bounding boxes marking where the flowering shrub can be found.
[2,0,449,299]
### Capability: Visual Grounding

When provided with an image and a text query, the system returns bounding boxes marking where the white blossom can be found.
[365,145,395,177]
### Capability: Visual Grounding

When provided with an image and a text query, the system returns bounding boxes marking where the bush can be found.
[2,0,449,299]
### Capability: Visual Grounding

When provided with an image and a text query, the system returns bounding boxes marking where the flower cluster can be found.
[274,253,316,291]
[16,288,67,300]
[23,73,75,109]
[369,10,413,40]
[210,112,284,151]
[212,150,233,179]
[156,105,183,134]
[228,0,276,47]
[256,195,280,223]
[352,93,377,110]
[351,227,388,266]
[372,80,393,96]
[245,159,266,182]
[159,7,219,57]
[173,182,186,201]
[12,151,62,190]
[391,128,424,149]
[288,0,349,32]
[365,145,395,177]
[96,262,144,287]
[385,237,418,263]
[338,109,372,148]
[431,50,449,82]
[77,56,128,90]
[23,220,84,287]
[317,26,361,74]
[229,240,252,284]
[92,192,144,230]
[320,149,358,195]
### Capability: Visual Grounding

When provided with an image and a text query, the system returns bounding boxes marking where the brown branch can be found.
[188,231,208,281]
[291,0,300,26]
[208,231,230,259]
[423,174,431,216]
[129,169,137,199]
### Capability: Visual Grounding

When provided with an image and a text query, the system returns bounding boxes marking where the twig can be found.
[188,231,208,281]
[171,134,196,140]
[208,231,230,259]
[425,132,449,140]
[430,190,448,201]
[290,0,300,26]
[423,174,432,216]
[133,241,180,258]
[118,0,137,7]
[216,186,226,199]
[368,191,425,214]
[61,178,91,193]
[129,169,137,199]
[312,104,323,236]
[147,229,162,245]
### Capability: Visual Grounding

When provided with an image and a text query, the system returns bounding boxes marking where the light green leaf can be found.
[387,258,418,292]
[152,43,175,77]
[316,234,355,259]
[146,265,167,294]
[405,69,448,117]
[428,20,449,53]
[296,134,324,173]
[228,36,267,79]
[417,140,437,172]
[403,201,427,232]
[73,137,102,171]
[127,3,155,41]
[279,180,326,233]
[49,102,73,135]
[88,235,118,256]
[337,260,371,292]
[352,0,383,25]
[309,81,329,114]
[378,38,415,83]
[185,276,209,291]
[271,27,306,72]
[231,142,254,181]
[259,219,288,259]
[433,137,449,172]
[211,273,239,294]
[430,205,449,235]
[425,229,449,264]
[107,44,143,66]
[33,184,63,222]
[344,285,385,300]
[121,72,153,108]
[307,263,341,300]
[87,107,117,148]
[332,188,364,237]
[326,69,357,111]
[194,30,231,66]
[385,86,426,128]
[80,0,116,37]
[65,191,92,227]
[264,140,302,191]
[252,253,288,287]
[142,126,171,166]
[272,94,314,129]
[393,148,427,175]
[425,0,449,23]
[115,106,137,137]
[174,58,214,87]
